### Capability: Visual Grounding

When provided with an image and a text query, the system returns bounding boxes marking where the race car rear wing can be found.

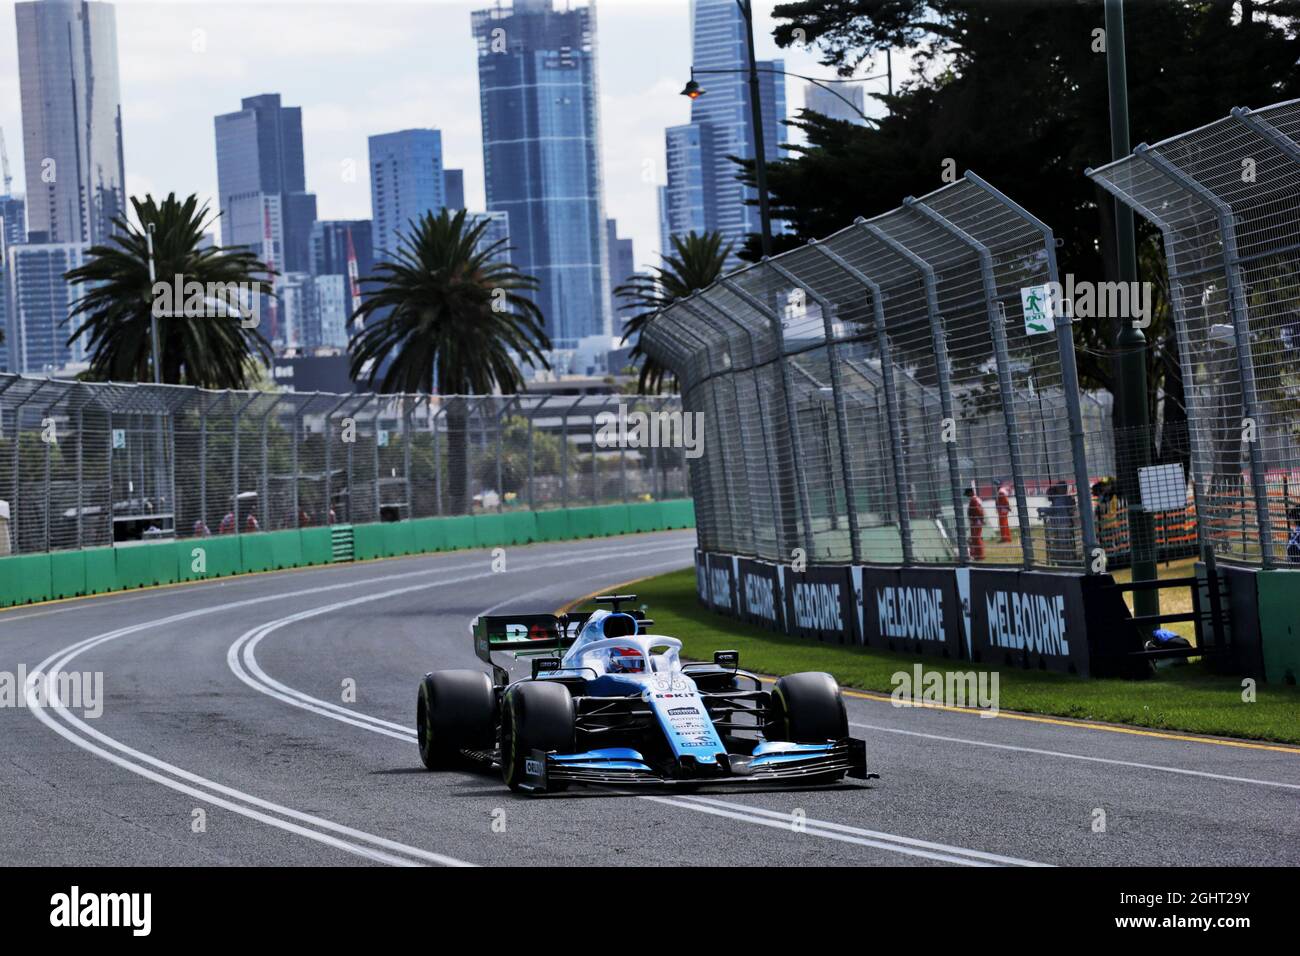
[472,608,652,667]
[472,613,592,666]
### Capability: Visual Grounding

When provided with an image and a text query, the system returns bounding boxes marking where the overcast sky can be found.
[0,0,900,269]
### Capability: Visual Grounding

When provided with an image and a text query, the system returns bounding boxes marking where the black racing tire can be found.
[499,681,575,793]
[768,672,848,744]
[417,670,496,770]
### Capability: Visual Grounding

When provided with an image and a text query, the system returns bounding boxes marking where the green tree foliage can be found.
[616,231,734,394]
[350,209,552,512]
[753,0,1300,436]
[65,193,272,388]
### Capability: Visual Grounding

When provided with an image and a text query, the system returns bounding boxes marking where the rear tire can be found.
[499,681,575,793]
[417,670,496,770]
[768,671,848,744]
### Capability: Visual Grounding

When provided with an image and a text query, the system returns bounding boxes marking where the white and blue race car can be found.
[416,595,871,793]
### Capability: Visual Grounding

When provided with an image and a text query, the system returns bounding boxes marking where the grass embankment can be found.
[577,568,1300,746]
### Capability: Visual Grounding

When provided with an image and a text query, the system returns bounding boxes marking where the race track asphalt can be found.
[1,529,1296,867]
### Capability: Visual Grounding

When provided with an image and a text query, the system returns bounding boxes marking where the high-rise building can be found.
[803,82,867,125]
[6,242,94,373]
[312,274,349,349]
[467,210,511,263]
[214,93,317,275]
[658,185,671,260]
[443,169,465,211]
[606,218,635,334]
[662,0,786,260]
[368,129,445,261]
[15,0,127,245]
[310,219,374,331]
[472,0,610,348]
[663,123,712,242]
[0,196,26,249]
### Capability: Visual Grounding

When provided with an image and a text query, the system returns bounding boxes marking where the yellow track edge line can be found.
[559,572,1300,757]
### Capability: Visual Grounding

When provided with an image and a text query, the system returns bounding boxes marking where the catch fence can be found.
[643,172,1101,570]
[0,376,688,556]
[1089,100,1300,568]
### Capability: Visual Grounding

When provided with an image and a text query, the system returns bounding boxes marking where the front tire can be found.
[499,681,575,793]
[768,671,848,744]
[417,670,496,770]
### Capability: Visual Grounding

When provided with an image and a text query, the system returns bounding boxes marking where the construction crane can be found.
[0,127,11,196]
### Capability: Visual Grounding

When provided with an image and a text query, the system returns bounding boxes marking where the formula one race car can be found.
[415,595,872,793]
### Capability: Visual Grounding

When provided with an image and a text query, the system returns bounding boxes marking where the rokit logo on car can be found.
[50,887,151,936]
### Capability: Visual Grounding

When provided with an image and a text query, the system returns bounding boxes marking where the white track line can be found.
[850,721,1300,792]
[27,540,691,867]
[231,568,1047,867]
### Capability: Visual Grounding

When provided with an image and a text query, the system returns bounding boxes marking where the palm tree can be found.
[614,230,733,394]
[65,193,272,388]
[349,208,551,513]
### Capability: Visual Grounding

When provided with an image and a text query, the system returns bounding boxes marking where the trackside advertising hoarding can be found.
[737,559,784,632]
[966,569,1090,675]
[693,552,1145,677]
[705,552,738,614]
[783,565,857,644]
[860,567,965,660]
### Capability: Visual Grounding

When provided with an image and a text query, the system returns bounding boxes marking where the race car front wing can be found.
[519,738,872,791]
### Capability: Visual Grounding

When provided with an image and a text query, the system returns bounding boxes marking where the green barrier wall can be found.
[1257,569,1300,684]
[300,527,334,566]
[0,500,695,609]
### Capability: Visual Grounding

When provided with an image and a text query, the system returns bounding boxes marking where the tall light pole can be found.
[1104,0,1158,621]
[736,0,773,257]
[145,221,161,385]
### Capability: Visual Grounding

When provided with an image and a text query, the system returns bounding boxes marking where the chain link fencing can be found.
[1090,99,1300,568]
[643,172,1100,571]
[0,375,688,556]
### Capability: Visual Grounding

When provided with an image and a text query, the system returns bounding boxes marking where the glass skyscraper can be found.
[661,0,786,262]
[214,93,318,275]
[15,0,127,245]
[6,241,93,373]
[367,129,445,261]
[472,0,610,349]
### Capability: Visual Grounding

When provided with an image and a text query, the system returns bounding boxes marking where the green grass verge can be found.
[592,568,1300,745]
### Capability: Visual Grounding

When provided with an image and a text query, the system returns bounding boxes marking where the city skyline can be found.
[0,1,897,277]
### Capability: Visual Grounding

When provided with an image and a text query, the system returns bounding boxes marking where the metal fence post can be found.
[199,394,209,530]
[861,221,969,563]
[526,397,539,510]
[433,402,446,516]
[964,171,1100,567]
[372,396,384,520]
[810,241,916,564]
[905,199,1036,568]
[322,393,350,525]
[719,276,818,559]
[767,258,864,564]
[75,404,84,548]
[1135,144,1275,567]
